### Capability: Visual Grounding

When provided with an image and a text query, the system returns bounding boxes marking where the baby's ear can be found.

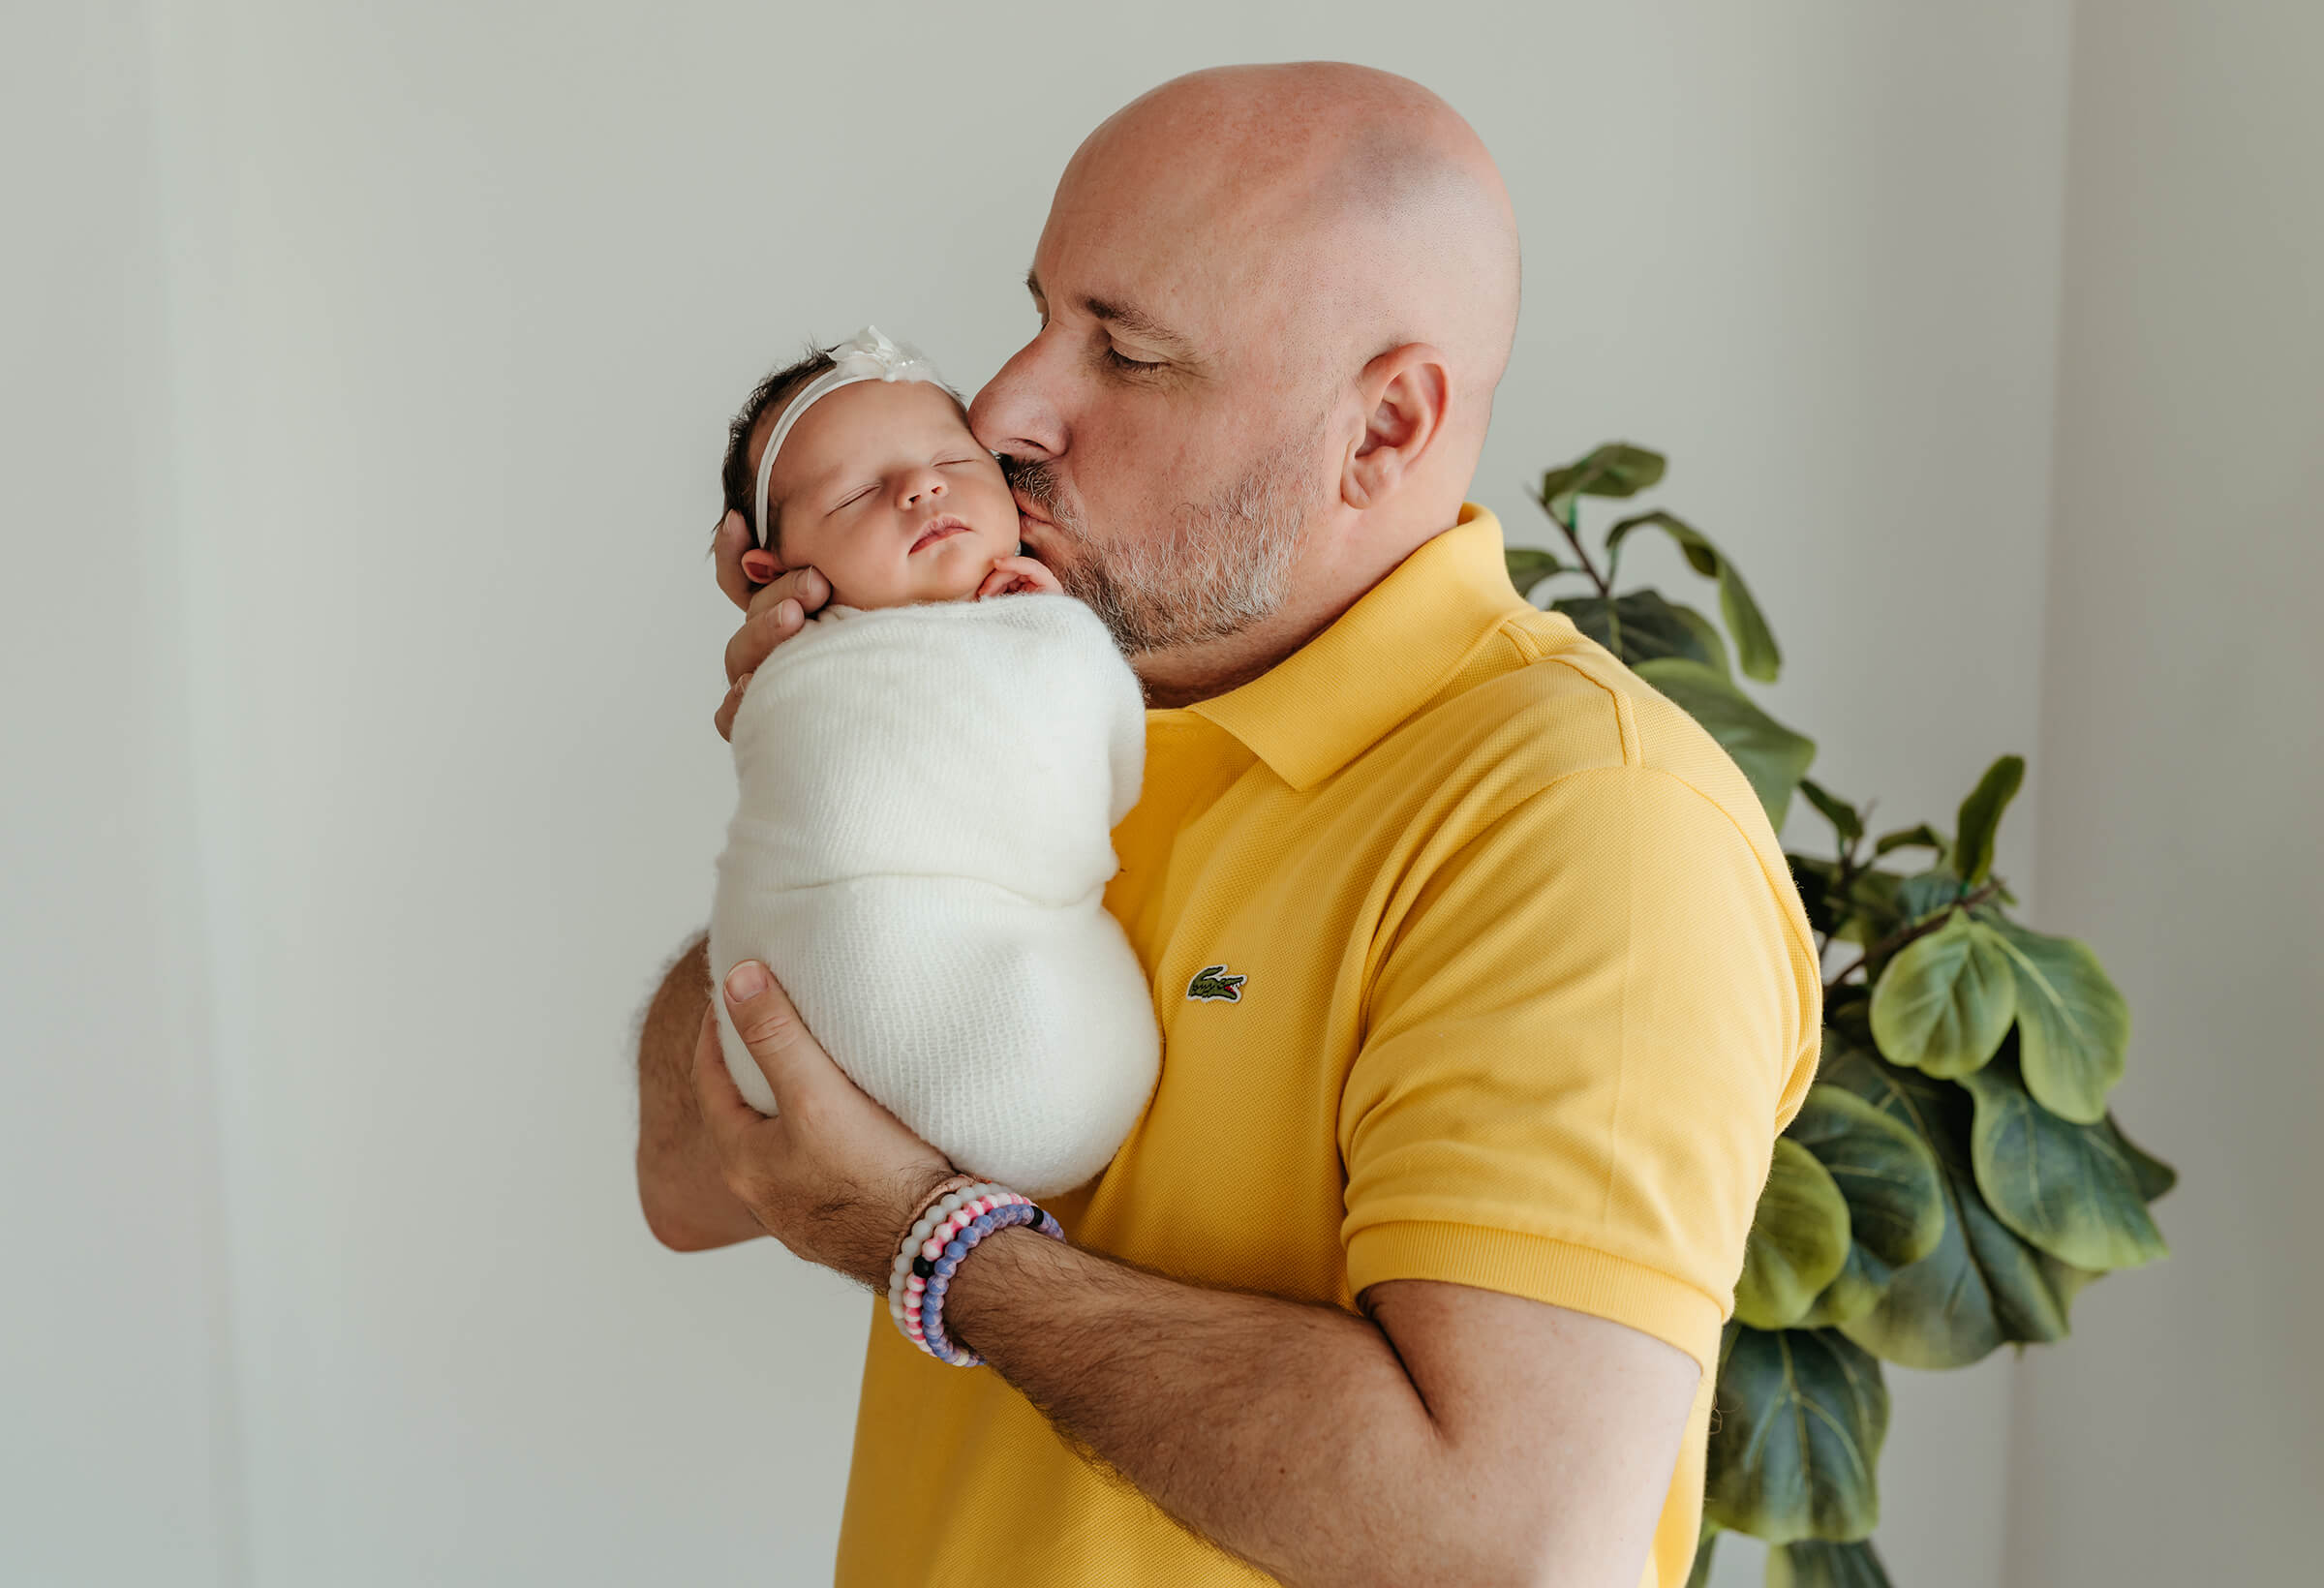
[740,547,783,585]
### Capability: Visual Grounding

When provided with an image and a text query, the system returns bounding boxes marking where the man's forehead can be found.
[1027,210,1273,350]
[1034,137,1333,338]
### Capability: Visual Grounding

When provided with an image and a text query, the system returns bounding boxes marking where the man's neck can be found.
[1131,509,1456,709]
[1134,617,1336,709]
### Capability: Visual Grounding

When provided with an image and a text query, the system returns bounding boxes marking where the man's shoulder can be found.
[1404,609,1776,837]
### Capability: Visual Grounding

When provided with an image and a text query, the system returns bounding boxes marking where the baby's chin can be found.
[885,528,1016,604]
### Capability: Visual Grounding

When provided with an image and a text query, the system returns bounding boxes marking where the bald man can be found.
[638,63,1819,1588]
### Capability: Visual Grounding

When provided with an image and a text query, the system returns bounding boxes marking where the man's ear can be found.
[1343,344,1451,511]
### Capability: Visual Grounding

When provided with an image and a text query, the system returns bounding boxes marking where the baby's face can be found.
[757,380,1020,609]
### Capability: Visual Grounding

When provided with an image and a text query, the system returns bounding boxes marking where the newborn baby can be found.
[708,328,1158,1198]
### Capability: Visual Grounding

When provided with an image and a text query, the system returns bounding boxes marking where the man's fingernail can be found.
[725,962,769,1001]
[778,599,801,626]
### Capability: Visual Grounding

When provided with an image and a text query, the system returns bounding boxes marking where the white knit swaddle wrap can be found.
[708,594,1159,1198]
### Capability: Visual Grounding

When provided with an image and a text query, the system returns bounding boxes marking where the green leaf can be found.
[1952,755,2026,885]
[1958,1048,2168,1271]
[1786,1085,1945,1330]
[1768,1539,1894,1588]
[1891,870,1964,923]
[1797,779,1863,847]
[1792,1243,1891,1330]
[1983,915,2129,1124]
[2116,1116,2178,1202]
[2037,1253,2107,1323]
[1553,590,1732,676]
[1819,1028,2070,1367]
[1633,657,1817,830]
[2035,1121,2173,1323]
[1869,913,2017,1077]
[1788,1086,1944,1273]
[1605,509,1784,682]
[1705,1327,1887,1543]
[1872,824,1945,860]
[1795,856,1902,951]
[1538,442,1667,519]
[1735,1140,1854,1328]
[1837,870,1906,947]
[1504,546,1567,601]
[1671,603,1736,680]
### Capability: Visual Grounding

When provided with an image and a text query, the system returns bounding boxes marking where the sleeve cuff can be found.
[1344,1219,1726,1374]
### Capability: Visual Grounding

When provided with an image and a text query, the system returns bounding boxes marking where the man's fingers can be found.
[719,961,832,1116]
[714,671,753,742]
[722,567,828,685]
[689,1003,765,1152]
[721,600,798,688]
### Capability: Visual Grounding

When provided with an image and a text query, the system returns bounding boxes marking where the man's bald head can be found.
[968,62,1522,701]
[1072,63,1521,436]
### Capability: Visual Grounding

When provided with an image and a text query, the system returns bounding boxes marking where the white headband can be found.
[751,325,959,549]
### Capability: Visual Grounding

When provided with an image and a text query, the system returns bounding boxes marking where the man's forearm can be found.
[941,1229,1514,1588]
[634,934,764,1251]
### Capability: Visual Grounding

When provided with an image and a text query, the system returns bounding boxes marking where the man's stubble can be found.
[1005,417,1329,657]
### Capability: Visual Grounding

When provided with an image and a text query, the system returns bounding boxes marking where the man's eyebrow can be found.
[1024,267,1202,365]
[1083,296,1202,362]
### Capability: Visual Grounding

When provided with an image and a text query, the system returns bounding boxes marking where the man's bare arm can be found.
[634,935,765,1250]
[691,962,1700,1585]
[941,1230,1700,1588]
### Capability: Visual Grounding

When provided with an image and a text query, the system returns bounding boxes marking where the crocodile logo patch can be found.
[1185,964,1246,1003]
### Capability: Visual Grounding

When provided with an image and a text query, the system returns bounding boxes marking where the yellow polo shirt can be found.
[835,505,1820,1588]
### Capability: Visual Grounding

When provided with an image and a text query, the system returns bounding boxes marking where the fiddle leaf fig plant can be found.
[1514,443,2176,1588]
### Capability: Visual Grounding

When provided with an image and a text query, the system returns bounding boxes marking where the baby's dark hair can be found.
[719,343,838,556]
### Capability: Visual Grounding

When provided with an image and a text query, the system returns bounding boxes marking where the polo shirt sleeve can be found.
[1338,763,1818,1374]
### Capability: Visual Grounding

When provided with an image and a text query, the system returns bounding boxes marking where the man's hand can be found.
[633,935,764,1252]
[713,508,829,741]
[691,959,956,1287]
[976,554,1064,599]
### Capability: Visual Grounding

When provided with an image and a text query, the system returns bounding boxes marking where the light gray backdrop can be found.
[7,1,2315,1584]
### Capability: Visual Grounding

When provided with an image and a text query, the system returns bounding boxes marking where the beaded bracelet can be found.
[886,1178,1002,1342]
[885,1179,1063,1367]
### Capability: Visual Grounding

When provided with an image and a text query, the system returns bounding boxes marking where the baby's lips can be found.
[909,514,972,553]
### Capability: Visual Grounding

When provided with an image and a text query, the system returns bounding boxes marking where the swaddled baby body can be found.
[708,329,1158,1197]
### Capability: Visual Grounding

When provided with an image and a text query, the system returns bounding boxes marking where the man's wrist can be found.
[932,1220,1075,1360]
[849,1162,967,1289]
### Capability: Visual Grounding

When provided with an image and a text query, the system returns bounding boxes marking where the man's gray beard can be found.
[1008,430,1322,657]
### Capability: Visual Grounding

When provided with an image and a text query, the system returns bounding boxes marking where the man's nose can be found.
[969,329,1068,463]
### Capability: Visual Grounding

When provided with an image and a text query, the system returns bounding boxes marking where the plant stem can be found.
[1823,880,2003,995]
[1543,493,1612,596]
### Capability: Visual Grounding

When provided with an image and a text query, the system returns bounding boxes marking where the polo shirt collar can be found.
[1185,504,1529,791]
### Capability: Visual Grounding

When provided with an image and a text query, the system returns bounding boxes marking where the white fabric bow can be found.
[752,325,960,549]
[826,325,946,386]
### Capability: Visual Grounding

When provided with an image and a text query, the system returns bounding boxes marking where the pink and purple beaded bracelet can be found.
[885,1178,1063,1367]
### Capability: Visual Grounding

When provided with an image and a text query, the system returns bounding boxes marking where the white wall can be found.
[2007,5,2324,1584]
[2,3,243,1582]
[6,2,2118,1583]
